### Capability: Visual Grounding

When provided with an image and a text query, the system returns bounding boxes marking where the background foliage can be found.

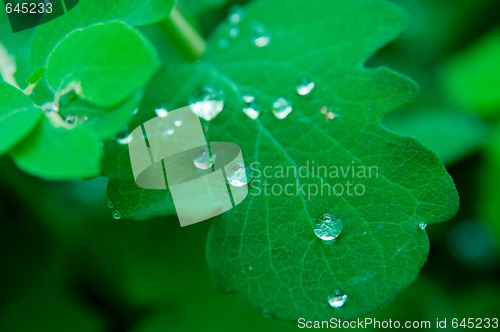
[0,0,499,331]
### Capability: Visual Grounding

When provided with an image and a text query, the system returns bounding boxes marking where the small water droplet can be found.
[228,5,244,24]
[252,24,271,48]
[155,107,169,118]
[227,161,251,186]
[314,214,342,242]
[248,265,253,271]
[328,290,347,308]
[174,119,183,127]
[65,115,77,125]
[189,85,225,121]
[131,108,139,115]
[42,102,59,113]
[107,199,114,209]
[419,222,427,231]
[116,131,133,145]
[296,78,315,96]
[112,210,122,220]
[242,94,261,120]
[229,27,240,39]
[193,146,216,170]
[218,39,230,49]
[272,97,293,119]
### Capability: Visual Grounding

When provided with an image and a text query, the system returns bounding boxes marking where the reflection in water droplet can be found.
[328,290,347,308]
[193,146,216,170]
[272,97,293,119]
[155,107,169,118]
[189,85,225,121]
[314,214,342,242]
[112,210,122,220]
[296,78,315,96]
[419,222,427,231]
[227,161,251,186]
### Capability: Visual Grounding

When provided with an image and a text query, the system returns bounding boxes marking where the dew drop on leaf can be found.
[107,199,114,209]
[296,78,315,96]
[242,94,261,119]
[155,107,168,118]
[227,161,251,186]
[193,146,216,170]
[174,119,183,127]
[228,5,244,24]
[419,222,427,231]
[218,39,230,49]
[229,27,240,39]
[272,97,293,119]
[248,265,253,271]
[252,23,271,48]
[314,214,342,242]
[116,131,133,145]
[112,210,122,220]
[328,290,347,309]
[189,85,225,121]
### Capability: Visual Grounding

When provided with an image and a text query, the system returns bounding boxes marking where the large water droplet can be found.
[272,97,293,119]
[155,107,169,118]
[193,146,216,170]
[227,161,251,186]
[296,78,315,96]
[112,210,122,220]
[419,222,427,231]
[252,24,271,48]
[314,214,342,242]
[242,94,261,120]
[328,290,347,308]
[189,85,225,121]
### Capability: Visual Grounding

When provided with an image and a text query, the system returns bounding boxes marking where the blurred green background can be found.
[1,0,500,331]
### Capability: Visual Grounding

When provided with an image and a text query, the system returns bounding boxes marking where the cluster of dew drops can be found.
[108,5,432,311]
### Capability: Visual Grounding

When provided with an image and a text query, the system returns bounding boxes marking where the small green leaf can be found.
[440,28,500,116]
[30,0,175,68]
[26,68,45,85]
[10,115,102,180]
[46,22,160,108]
[384,108,486,165]
[0,82,43,155]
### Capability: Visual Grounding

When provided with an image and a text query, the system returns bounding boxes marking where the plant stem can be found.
[160,6,206,60]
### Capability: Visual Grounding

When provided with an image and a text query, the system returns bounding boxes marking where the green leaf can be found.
[30,0,175,69]
[0,82,43,155]
[440,28,500,116]
[10,114,102,180]
[384,107,486,165]
[105,0,458,319]
[45,22,160,108]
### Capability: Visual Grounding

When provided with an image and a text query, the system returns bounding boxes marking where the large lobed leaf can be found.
[105,0,459,319]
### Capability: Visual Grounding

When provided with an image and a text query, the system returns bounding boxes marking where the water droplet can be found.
[252,24,271,48]
[174,119,183,127]
[227,161,251,186]
[155,107,168,118]
[189,85,225,121]
[242,94,261,119]
[131,108,139,115]
[314,214,342,242]
[296,78,315,96]
[228,5,244,24]
[65,115,77,125]
[229,27,240,39]
[107,199,114,209]
[112,210,122,220]
[272,97,293,119]
[328,290,347,308]
[248,265,253,271]
[42,102,59,113]
[419,222,427,231]
[116,131,133,145]
[193,146,216,170]
[218,39,230,49]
